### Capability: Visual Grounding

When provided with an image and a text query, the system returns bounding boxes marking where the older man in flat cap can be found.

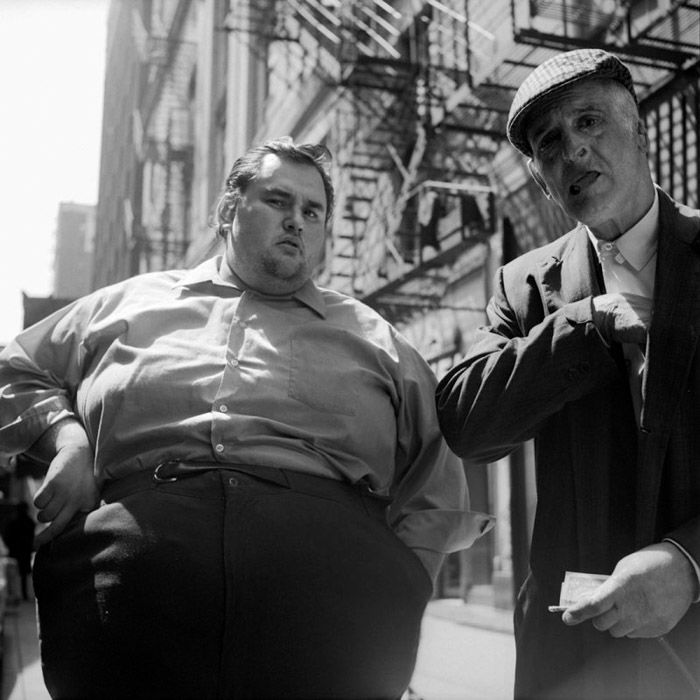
[437,49,700,699]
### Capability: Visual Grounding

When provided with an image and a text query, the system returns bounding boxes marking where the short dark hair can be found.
[213,138,334,238]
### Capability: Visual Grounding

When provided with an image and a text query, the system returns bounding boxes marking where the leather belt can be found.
[101,461,389,520]
[153,461,289,487]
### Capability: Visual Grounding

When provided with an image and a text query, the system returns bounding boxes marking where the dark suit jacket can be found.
[437,189,700,699]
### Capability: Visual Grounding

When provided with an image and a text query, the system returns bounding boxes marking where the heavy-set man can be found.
[0,139,491,699]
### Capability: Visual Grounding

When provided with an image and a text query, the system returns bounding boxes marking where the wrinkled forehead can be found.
[255,154,327,209]
[257,152,320,184]
[524,79,624,141]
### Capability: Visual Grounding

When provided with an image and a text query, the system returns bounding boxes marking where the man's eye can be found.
[536,133,558,157]
[579,115,599,129]
[305,209,319,219]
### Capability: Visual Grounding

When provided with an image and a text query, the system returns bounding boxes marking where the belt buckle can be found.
[153,462,179,483]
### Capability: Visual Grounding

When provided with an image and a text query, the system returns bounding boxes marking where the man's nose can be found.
[562,131,588,162]
[283,208,303,233]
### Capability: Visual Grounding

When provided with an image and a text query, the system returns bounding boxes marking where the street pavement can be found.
[2,600,49,700]
[1,597,515,700]
[410,599,516,699]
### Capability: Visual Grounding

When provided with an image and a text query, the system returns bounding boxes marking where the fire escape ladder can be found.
[329,77,425,293]
[384,122,428,266]
[133,2,197,275]
[312,1,419,294]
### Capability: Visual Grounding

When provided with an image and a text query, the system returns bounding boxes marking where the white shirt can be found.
[588,191,659,421]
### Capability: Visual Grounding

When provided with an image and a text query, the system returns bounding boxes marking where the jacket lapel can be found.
[636,190,700,542]
[538,224,601,314]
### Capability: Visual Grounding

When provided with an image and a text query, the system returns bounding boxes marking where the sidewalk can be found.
[426,597,514,634]
[410,599,515,700]
[1,600,49,700]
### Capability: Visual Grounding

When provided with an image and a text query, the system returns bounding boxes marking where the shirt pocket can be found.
[288,326,359,416]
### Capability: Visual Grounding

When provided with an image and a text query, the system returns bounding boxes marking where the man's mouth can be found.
[278,238,301,253]
[569,171,599,196]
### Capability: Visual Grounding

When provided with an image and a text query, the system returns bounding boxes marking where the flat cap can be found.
[507,48,637,158]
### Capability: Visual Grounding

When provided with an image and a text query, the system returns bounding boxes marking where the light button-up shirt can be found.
[589,191,659,420]
[0,257,493,555]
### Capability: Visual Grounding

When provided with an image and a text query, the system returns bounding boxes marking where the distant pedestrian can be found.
[2,501,35,600]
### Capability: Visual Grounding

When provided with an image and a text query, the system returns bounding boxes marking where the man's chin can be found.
[263,257,308,285]
[563,192,609,226]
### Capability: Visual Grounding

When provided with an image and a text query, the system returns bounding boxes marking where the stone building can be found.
[53,202,96,299]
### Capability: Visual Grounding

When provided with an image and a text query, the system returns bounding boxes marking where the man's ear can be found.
[636,119,650,153]
[527,160,550,198]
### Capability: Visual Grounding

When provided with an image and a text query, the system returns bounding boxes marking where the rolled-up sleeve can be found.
[387,335,494,554]
[0,300,88,455]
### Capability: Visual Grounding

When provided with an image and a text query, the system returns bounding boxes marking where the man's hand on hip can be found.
[32,420,99,547]
[562,543,696,638]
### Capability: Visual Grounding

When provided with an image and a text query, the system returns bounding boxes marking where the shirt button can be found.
[215,443,225,453]
[219,404,228,413]
[230,357,239,367]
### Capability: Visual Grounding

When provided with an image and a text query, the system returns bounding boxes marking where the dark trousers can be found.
[33,466,432,699]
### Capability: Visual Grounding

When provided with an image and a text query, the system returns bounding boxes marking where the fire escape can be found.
[225,0,698,325]
[132,1,196,275]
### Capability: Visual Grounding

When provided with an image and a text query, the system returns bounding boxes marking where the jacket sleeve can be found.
[435,265,620,463]
[666,517,700,579]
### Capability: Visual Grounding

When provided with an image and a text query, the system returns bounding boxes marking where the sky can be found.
[0,0,109,344]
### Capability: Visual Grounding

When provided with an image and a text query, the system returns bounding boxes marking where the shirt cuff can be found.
[395,508,495,554]
[663,538,700,603]
[0,399,75,457]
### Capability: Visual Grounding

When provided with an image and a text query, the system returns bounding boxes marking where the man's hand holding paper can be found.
[561,543,696,638]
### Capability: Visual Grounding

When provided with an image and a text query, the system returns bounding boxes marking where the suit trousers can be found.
[33,465,433,699]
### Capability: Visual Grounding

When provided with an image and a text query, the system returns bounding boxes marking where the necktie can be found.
[598,241,646,425]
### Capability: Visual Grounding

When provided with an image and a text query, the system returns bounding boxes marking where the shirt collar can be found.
[289,278,327,318]
[174,257,225,288]
[174,256,327,318]
[587,189,659,271]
